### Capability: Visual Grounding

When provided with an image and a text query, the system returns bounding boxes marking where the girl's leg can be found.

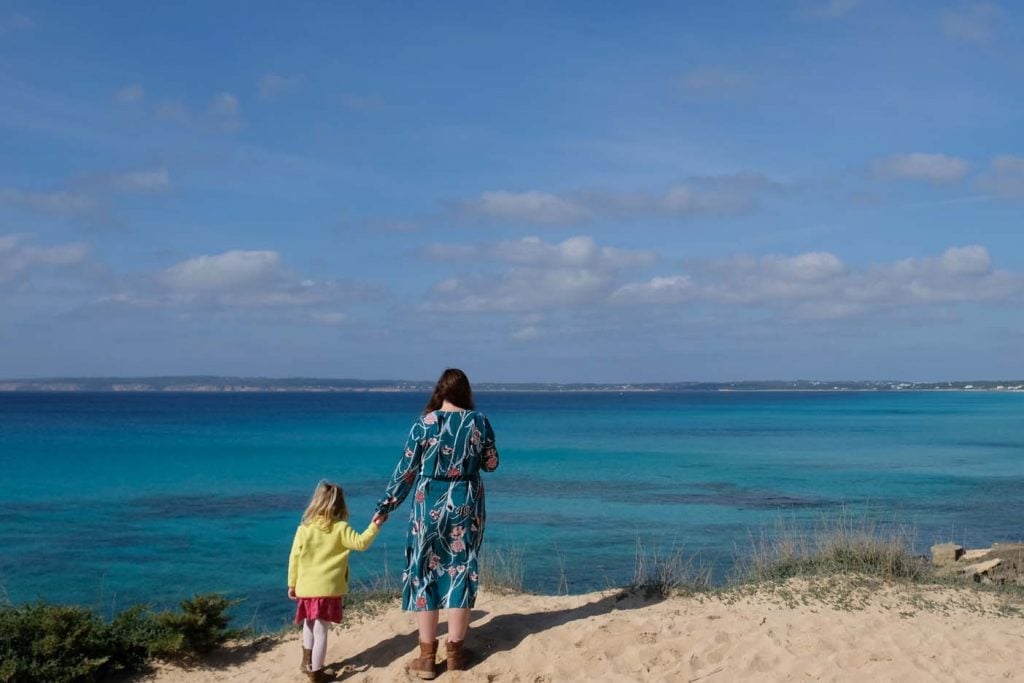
[302,618,315,651]
[311,618,330,671]
[446,608,470,642]
[415,609,439,643]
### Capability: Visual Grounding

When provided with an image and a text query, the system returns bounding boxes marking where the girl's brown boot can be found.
[307,670,331,683]
[407,640,438,680]
[300,647,312,674]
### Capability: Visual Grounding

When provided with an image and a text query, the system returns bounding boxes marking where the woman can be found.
[376,368,499,679]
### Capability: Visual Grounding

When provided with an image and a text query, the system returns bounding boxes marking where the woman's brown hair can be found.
[423,368,475,414]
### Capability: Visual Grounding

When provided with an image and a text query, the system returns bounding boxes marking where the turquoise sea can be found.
[1,391,1022,629]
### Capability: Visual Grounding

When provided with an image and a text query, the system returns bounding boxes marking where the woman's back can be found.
[413,410,496,480]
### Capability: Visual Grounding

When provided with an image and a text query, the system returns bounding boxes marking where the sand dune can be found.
[146,580,1024,682]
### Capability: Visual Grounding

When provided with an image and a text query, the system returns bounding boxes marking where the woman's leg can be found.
[416,609,439,642]
[311,619,329,671]
[446,607,470,642]
[408,610,440,679]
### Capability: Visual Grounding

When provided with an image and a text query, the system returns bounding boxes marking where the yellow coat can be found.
[288,518,380,597]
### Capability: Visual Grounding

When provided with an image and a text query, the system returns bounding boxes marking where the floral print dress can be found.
[376,409,499,611]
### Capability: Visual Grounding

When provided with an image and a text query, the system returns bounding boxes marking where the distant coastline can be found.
[1,376,1023,393]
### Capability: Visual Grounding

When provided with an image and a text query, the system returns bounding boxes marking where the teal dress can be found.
[376,410,499,611]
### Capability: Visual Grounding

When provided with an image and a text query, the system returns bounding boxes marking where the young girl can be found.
[288,480,385,682]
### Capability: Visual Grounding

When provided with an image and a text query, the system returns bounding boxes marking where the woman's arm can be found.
[375,419,426,514]
[481,416,499,472]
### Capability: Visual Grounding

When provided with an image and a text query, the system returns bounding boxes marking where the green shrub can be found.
[107,605,165,669]
[150,594,239,659]
[0,594,237,683]
[0,602,123,683]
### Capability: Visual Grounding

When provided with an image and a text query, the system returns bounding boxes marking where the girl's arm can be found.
[481,416,499,472]
[337,520,381,552]
[287,526,303,590]
[375,420,426,514]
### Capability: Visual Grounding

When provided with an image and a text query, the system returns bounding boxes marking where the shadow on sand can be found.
[338,588,664,678]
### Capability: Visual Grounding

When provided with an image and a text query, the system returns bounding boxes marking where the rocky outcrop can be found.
[930,543,964,566]
[931,543,1024,585]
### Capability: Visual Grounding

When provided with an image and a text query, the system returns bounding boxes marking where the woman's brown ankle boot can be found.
[446,639,468,671]
[407,640,438,680]
[300,647,312,673]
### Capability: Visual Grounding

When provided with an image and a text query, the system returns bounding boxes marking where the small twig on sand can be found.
[688,667,724,682]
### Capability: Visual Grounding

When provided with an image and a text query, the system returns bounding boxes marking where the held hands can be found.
[371,511,388,528]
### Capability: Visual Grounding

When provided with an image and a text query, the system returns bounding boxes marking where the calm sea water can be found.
[1,391,1022,629]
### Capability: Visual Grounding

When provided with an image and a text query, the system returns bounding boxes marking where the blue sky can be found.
[1,1,1022,382]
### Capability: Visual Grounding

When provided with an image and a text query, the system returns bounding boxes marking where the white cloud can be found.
[500,235,657,269]
[512,325,540,341]
[0,13,33,35]
[613,245,1022,318]
[0,187,99,214]
[680,67,747,96]
[601,173,786,216]
[977,155,1024,199]
[308,311,348,326]
[871,153,969,184]
[155,99,191,125]
[208,92,242,132]
[105,248,370,317]
[102,169,170,193]
[421,244,479,261]
[424,235,657,270]
[0,234,90,287]
[612,275,695,305]
[258,73,304,100]
[0,170,169,223]
[795,0,862,19]
[160,250,284,292]
[420,235,656,313]
[114,83,145,105]
[339,92,384,112]
[418,240,1011,324]
[361,218,420,233]
[942,2,1001,44]
[459,191,590,225]
[456,174,784,226]
[155,93,242,132]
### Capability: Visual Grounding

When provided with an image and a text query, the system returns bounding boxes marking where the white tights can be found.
[302,618,329,671]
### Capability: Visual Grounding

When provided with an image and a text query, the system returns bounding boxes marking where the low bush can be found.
[0,594,237,683]
[150,594,240,658]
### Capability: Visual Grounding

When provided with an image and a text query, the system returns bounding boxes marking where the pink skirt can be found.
[294,596,344,624]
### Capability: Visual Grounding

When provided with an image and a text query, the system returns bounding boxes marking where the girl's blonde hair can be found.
[301,480,349,525]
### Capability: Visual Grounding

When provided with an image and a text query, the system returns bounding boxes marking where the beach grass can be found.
[630,537,712,598]
[735,508,924,584]
[480,543,526,594]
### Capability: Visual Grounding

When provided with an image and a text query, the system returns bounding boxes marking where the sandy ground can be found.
[146,581,1024,682]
